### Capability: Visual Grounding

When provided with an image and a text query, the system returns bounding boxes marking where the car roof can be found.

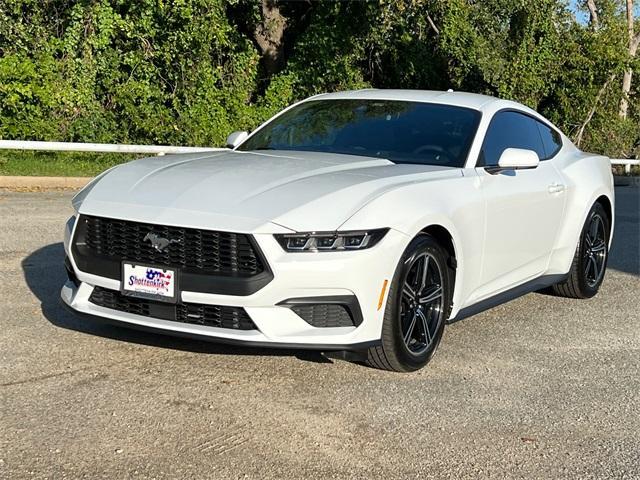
[310,89,535,115]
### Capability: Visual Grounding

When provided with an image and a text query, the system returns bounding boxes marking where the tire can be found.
[552,202,610,299]
[367,234,453,372]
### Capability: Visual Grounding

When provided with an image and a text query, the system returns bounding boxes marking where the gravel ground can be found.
[1,187,638,479]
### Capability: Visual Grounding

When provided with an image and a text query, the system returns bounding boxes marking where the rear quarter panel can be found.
[548,151,615,275]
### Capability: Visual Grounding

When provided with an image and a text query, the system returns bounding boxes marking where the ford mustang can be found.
[61,90,614,371]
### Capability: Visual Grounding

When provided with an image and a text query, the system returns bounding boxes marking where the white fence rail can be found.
[0,140,638,172]
[611,159,639,174]
[0,140,225,156]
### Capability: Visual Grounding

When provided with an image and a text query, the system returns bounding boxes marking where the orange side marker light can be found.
[377,279,389,311]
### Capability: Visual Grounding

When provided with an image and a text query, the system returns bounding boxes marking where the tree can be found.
[0,0,637,158]
[586,0,600,28]
[619,0,640,118]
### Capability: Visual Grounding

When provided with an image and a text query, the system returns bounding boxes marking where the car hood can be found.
[76,150,460,232]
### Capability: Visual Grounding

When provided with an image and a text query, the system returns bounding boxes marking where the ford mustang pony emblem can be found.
[143,232,180,252]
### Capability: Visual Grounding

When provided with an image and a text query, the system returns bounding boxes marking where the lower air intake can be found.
[291,304,355,328]
[88,287,256,330]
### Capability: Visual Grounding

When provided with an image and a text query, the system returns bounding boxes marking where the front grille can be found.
[71,215,273,296]
[82,215,263,275]
[89,287,256,330]
[291,304,355,328]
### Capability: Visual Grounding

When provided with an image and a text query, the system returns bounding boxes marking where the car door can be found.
[474,110,566,298]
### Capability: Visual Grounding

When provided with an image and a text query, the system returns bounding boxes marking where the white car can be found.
[61,90,614,371]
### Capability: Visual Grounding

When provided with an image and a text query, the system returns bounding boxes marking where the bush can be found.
[0,0,637,158]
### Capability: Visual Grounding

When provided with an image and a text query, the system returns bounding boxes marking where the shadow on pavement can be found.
[21,242,332,364]
[607,186,640,277]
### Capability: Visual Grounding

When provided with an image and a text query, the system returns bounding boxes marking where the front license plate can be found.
[121,263,178,303]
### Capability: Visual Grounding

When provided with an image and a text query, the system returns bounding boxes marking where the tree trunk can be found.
[253,0,287,77]
[586,0,599,29]
[576,73,616,147]
[619,0,640,119]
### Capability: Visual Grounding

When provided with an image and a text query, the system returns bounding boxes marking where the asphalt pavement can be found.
[1,187,638,479]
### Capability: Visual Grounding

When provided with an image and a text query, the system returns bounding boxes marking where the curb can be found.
[0,176,91,190]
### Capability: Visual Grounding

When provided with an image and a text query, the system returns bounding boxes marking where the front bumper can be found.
[61,216,408,348]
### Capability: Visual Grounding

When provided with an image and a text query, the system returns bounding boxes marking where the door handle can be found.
[548,183,566,194]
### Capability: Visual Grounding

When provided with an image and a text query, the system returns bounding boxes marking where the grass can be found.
[0,150,141,177]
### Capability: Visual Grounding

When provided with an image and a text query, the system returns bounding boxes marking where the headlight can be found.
[275,229,389,252]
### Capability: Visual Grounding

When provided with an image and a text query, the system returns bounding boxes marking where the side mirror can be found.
[496,148,540,171]
[225,131,249,149]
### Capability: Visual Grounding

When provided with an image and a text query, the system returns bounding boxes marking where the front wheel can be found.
[367,235,453,372]
[552,202,610,299]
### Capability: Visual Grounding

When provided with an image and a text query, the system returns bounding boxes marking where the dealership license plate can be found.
[121,263,178,303]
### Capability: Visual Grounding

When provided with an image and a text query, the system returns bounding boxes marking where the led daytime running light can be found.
[275,229,389,252]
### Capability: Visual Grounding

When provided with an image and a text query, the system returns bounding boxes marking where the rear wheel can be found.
[552,202,610,299]
[367,235,452,372]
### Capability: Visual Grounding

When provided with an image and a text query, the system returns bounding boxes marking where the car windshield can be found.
[239,99,481,167]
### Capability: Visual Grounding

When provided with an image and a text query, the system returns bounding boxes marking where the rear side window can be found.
[479,111,546,166]
[536,121,563,159]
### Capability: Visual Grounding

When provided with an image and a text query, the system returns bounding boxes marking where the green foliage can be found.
[0,150,137,176]
[0,0,637,158]
[0,0,260,145]
[442,0,571,106]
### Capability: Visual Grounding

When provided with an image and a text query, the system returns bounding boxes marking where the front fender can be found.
[339,171,484,318]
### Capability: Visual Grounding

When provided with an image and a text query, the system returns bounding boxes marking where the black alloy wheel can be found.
[583,212,608,288]
[553,202,610,299]
[400,251,444,356]
[367,234,452,372]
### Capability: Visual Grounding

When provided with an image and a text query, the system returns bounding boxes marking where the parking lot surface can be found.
[1,187,638,479]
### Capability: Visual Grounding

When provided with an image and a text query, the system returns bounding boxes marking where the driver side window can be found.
[479,111,545,167]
